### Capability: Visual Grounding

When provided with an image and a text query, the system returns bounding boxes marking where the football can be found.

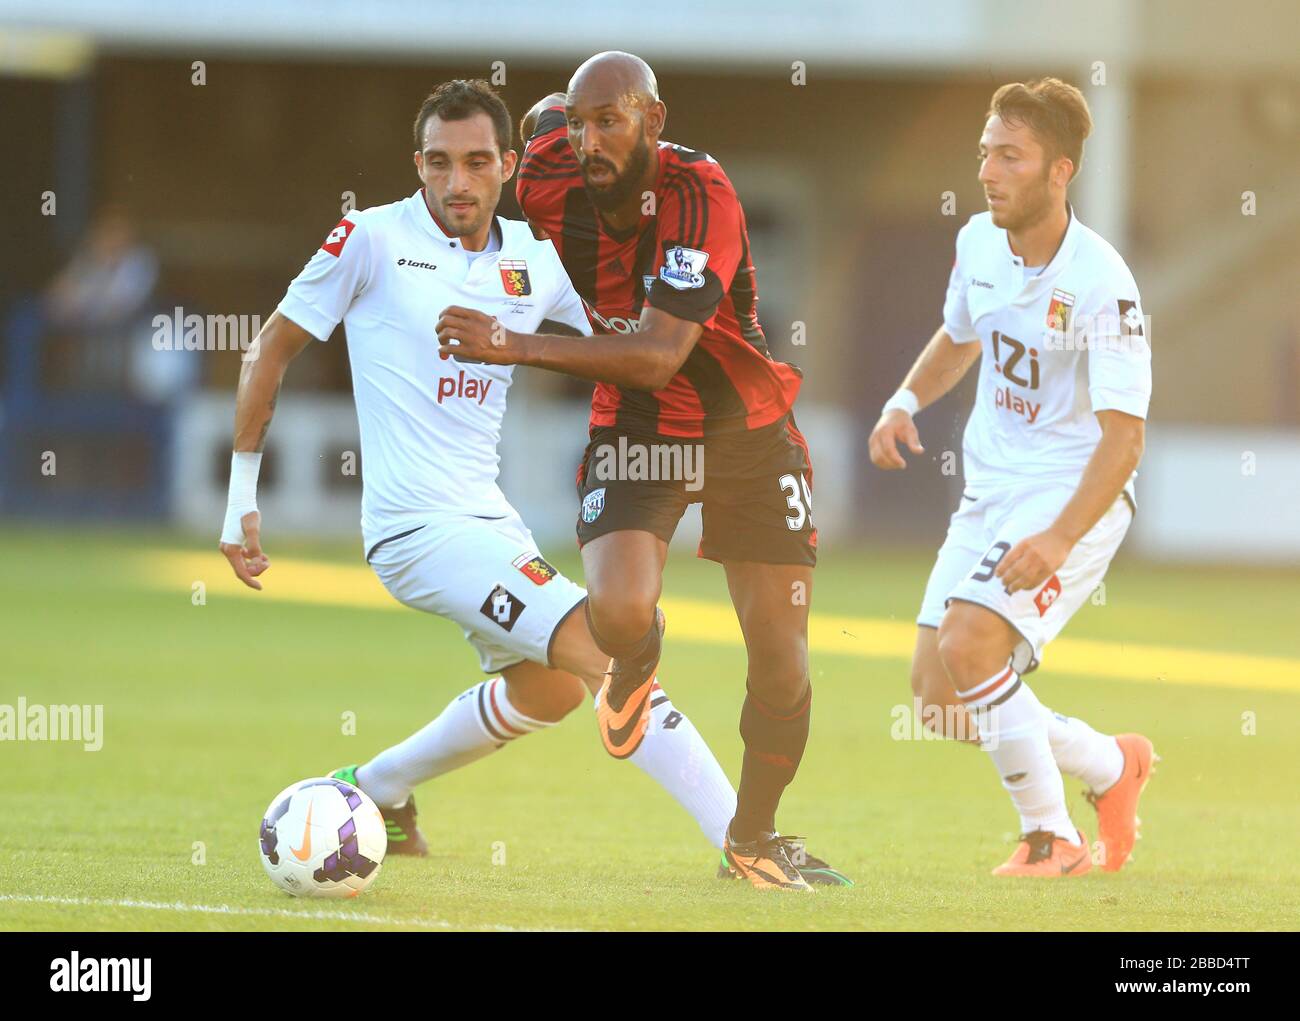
[258,777,387,898]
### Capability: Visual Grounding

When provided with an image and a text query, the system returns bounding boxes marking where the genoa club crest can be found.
[1045,288,1075,332]
[512,553,557,586]
[499,259,532,296]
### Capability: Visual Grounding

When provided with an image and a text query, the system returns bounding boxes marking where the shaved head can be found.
[563,51,665,219]
[567,51,659,112]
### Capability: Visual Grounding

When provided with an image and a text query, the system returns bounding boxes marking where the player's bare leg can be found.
[914,620,1150,868]
[937,599,1090,876]
[581,529,669,758]
[911,626,978,742]
[500,659,588,721]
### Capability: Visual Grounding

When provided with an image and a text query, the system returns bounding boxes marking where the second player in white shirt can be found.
[869,77,1157,879]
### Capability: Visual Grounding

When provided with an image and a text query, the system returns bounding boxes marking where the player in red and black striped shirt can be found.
[517,105,803,441]
[436,52,847,890]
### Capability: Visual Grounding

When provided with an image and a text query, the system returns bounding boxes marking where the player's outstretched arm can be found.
[218,311,315,590]
[996,409,1145,593]
[436,304,701,391]
[869,325,981,470]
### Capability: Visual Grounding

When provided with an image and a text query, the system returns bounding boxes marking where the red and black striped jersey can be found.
[517,106,803,439]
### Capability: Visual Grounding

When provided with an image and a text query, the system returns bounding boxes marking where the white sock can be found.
[957,665,1079,844]
[618,682,737,850]
[356,677,552,808]
[1045,710,1125,793]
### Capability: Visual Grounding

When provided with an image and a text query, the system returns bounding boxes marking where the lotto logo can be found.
[321,218,354,257]
[1118,299,1145,337]
[1034,575,1062,616]
[480,584,525,632]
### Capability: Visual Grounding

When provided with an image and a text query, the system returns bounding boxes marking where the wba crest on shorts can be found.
[581,487,606,524]
[499,259,532,296]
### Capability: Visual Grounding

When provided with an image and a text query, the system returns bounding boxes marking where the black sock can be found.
[731,684,812,843]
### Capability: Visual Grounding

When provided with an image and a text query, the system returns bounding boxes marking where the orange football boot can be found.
[1086,732,1157,872]
[723,829,813,892]
[992,828,1093,877]
[595,607,665,759]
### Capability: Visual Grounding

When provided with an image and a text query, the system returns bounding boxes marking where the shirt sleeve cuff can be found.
[276,296,338,343]
[943,320,980,344]
[1090,387,1150,419]
[645,277,723,325]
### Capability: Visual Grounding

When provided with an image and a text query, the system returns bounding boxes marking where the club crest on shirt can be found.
[499,259,532,296]
[512,553,557,586]
[659,245,709,290]
[581,487,606,524]
[1045,288,1075,332]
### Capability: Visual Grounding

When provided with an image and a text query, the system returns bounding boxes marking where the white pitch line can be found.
[0,894,574,932]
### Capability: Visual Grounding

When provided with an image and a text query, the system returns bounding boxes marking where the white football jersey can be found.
[942,208,1151,497]
[278,190,592,552]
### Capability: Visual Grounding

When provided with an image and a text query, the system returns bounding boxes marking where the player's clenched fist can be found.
[436,305,515,364]
[868,409,925,470]
[219,510,270,590]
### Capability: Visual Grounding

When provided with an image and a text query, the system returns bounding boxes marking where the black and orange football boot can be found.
[717,835,853,887]
[722,828,814,892]
[595,607,666,759]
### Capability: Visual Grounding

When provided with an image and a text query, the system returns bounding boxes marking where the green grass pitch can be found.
[1,526,1298,931]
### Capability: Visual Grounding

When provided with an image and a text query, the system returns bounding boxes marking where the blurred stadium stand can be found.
[1,0,1297,559]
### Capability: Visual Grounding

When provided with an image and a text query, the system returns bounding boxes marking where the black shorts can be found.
[574,414,818,567]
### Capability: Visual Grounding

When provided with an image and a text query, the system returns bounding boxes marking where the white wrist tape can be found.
[220,451,263,546]
[882,388,920,418]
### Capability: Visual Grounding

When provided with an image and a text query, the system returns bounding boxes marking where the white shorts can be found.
[367,512,587,675]
[917,484,1133,673]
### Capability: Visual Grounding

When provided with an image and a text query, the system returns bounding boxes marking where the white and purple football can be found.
[258,777,387,898]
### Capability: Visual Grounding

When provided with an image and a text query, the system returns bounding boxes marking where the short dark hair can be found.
[413,79,512,156]
[988,77,1093,179]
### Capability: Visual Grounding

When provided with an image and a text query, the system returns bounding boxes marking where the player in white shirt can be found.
[869,78,1156,877]
[219,80,740,867]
